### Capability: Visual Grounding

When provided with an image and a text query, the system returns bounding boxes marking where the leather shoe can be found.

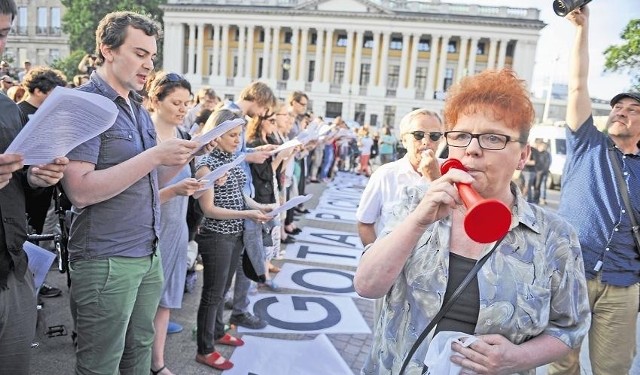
[294,207,311,214]
[285,227,302,235]
[281,236,296,244]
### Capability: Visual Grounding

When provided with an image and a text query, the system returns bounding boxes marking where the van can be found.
[528,124,568,190]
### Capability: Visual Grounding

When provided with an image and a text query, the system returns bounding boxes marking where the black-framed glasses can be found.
[444,131,524,150]
[403,131,443,142]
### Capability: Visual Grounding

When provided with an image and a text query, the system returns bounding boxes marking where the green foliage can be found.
[50,49,87,83]
[61,0,166,65]
[604,19,640,91]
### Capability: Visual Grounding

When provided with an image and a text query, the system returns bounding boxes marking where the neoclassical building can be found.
[162,0,545,128]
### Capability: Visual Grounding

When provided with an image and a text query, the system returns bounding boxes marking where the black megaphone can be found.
[553,0,593,17]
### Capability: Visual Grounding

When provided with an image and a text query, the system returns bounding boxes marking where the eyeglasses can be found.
[403,131,443,142]
[157,72,186,86]
[444,131,525,150]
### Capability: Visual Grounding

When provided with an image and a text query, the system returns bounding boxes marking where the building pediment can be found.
[295,0,393,15]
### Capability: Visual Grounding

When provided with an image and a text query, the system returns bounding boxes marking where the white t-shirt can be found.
[359,136,374,156]
[356,156,426,234]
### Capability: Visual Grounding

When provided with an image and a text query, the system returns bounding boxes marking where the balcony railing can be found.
[359,86,367,96]
[49,27,62,36]
[385,89,397,98]
[329,83,341,94]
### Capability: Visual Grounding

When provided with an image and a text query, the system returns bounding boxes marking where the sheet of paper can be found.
[193,154,246,199]
[5,86,118,165]
[269,138,302,155]
[191,118,244,154]
[266,194,313,218]
[24,241,56,294]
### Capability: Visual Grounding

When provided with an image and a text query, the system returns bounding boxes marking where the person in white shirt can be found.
[356,108,444,247]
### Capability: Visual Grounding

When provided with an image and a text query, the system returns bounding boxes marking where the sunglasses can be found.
[403,131,443,142]
[157,72,186,86]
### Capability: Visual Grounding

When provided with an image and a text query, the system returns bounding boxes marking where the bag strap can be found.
[398,234,507,375]
[607,146,640,250]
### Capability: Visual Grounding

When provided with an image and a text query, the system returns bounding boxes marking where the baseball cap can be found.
[610,92,640,107]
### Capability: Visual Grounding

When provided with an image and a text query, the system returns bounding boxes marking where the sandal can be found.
[196,352,234,370]
[215,333,245,347]
[150,365,167,375]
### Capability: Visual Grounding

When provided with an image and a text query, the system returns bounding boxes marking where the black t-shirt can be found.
[17,100,38,119]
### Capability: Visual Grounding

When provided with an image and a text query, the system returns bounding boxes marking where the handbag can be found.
[177,128,205,241]
[608,146,640,311]
[398,235,507,375]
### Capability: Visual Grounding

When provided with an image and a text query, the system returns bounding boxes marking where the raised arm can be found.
[566,6,593,131]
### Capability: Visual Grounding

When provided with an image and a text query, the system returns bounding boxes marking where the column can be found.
[220,24,230,79]
[378,31,390,88]
[369,32,380,87]
[407,33,420,89]
[397,33,410,89]
[162,22,184,73]
[195,23,204,80]
[486,37,497,70]
[456,36,470,83]
[426,33,440,99]
[261,27,271,79]
[237,25,246,77]
[467,37,478,76]
[341,29,354,93]
[352,30,364,88]
[297,27,309,82]
[313,29,324,83]
[436,34,450,95]
[187,23,195,75]
[289,27,299,82]
[496,39,508,69]
[512,39,536,90]
[245,25,255,78]
[270,26,280,79]
[322,28,333,83]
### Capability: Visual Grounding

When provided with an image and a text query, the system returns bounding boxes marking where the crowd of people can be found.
[0,1,639,375]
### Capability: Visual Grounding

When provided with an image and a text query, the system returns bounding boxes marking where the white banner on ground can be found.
[227,334,352,375]
[284,243,362,267]
[273,263,359,297]
[316,199,359,212]
[240,294,371,334]
[295,227,364,249]
[306,209,357,223]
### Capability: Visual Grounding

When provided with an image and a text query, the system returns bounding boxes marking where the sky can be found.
[446,0,639,101]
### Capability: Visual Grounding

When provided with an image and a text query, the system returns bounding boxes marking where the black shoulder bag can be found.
[607,147,640,310]
[398,235,507,375]
[177,129,205,241]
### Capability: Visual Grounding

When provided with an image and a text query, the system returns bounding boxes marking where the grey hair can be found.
[398,108,443,134]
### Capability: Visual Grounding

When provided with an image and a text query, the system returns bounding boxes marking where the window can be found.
[370,114,378,127]
[506,42,515,57]
[418,39,430,52]
[363,36,374,48]
[224,94,235,101]
[308,60,315,82]
[51,8,61,36]
[259,30,265,42]
[443,68,454,91]
[336,34,348,47]
[333,61,345,84]
[48,49,60,63]
[233,56,238,77]
[17,7,27,35]
[37,7,47,35]
[476,42,486,55]
[310,33,317,45]
[234,28,239,41]
[415,67,427,91]
[390,37,403,50]
[282,58,291,80]
[354,103,366,126]
[359,63,370,86]
[325,101,343,118]
[284,31,292,44]
[387,65,400,89]
[447,40,457,53]
[383,105,396,128]
[258,57,263,77]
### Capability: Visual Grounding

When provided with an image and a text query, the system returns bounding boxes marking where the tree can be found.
[603,19,640,92]
[61,0,166,64]
[50,49,87,83]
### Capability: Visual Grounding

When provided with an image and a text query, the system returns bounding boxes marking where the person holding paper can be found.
[145,71,208,375]
[193,108,273,371]
[60,12,205,375]
[0,1,69,373]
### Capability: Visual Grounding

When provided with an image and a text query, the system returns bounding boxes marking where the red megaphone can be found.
[440,159,511,243]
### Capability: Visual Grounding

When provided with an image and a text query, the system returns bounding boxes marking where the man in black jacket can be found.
[0,1,68,373]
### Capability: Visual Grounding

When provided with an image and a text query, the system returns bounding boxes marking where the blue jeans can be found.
[70,255,163,375]
[195,230,244,355]
[320,144,334,179]
[521,170,536,202]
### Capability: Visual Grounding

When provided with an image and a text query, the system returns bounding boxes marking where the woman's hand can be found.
[172,177,206,197]
[214,173,228,186]
[244,209,271,223]
[451,334,523,375]
[412,168,474,227]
